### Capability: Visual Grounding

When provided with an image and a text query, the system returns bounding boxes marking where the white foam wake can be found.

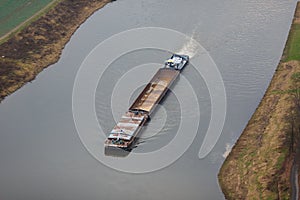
[176,30,199,59]
[222,143,233,158]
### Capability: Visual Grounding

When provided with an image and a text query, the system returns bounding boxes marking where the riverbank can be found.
[0,0,113,102]
[219,2,300,199]
[0,0,60,42]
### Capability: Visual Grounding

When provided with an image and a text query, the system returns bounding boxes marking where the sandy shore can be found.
[0,0,113,102]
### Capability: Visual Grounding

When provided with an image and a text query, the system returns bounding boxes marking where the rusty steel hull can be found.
[104,54,189,151]
[104,112,148,149]
[129,68,180,114]
[105,69,180,151]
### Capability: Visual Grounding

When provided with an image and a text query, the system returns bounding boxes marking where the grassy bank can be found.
[0,0,55,37]
[0,0,113,102]
[0,0,63,45]
[219,2,300,199]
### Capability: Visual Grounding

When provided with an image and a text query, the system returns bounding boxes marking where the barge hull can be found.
[104,54,189,151]
[129,68,180,114]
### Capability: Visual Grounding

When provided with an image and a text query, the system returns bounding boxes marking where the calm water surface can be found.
[0,0,298,199]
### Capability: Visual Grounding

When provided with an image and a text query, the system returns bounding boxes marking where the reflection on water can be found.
[105,146,131,157]
[0,0,298,199]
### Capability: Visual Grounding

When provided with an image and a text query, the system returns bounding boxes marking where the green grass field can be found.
[0,0,55,37]
[284,24,300,62]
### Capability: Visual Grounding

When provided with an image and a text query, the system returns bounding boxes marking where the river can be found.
[0,0,298,199]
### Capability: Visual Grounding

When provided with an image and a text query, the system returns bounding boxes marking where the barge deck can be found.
[104,54,189,151]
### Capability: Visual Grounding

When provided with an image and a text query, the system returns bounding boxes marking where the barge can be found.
[104,54,189,150]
